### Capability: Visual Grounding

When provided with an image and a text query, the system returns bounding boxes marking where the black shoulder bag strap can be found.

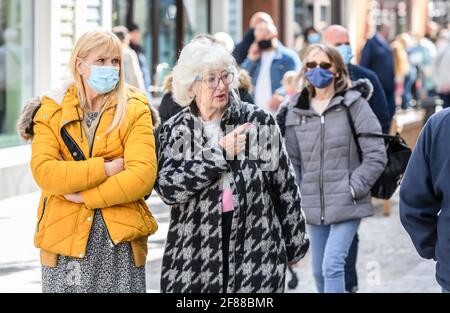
[342,104,363,163]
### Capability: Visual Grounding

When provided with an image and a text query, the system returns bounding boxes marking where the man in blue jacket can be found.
[360,24,396,122]
[322,25,391,293]
[241,20,301,113]
[233,12,274,65]
[400,109,450,293]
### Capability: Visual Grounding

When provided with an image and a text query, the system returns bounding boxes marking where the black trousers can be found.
[344,233,359,292]
[0,91,5,133]
[222,211,233,293]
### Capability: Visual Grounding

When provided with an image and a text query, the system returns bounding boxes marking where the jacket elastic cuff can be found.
[87,157,107,189]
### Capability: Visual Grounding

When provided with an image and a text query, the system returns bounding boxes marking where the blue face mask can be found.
[307,33,321,44]
[82,62,120,94]
[305,67,335,89]
[336,44,353,65]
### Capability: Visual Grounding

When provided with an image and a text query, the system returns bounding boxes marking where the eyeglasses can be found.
[195,70,235,89]
[305,61,332,70]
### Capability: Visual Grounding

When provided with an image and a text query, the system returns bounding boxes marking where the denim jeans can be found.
[308,219,361,293]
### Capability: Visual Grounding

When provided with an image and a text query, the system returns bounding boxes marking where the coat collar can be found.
[273,41,285,60]
[59,85,118,128]
[291,78,372,116]
[291,87,346,115]
[59,85,82,128]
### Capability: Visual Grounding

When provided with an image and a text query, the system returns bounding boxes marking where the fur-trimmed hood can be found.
[350,78,374,102]
[276,78,374,136]
[16,82,161,142]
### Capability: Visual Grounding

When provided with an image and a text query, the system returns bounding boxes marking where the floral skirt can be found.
[41,210,146,293]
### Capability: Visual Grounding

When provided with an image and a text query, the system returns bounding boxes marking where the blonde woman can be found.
[19,30,159,293]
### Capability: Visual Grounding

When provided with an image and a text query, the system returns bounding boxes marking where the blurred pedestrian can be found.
[158,72,182,126]
[360,24,396,121]
[241,20,301,113]
[299,26,321,60]
[112,26,147,94]
[19,30,158,293]
[278,44,387,293]
[0,34,5,133]
[281,70,300,100]
[432,30,450,108]
[323,25,390,133]
[391,33,412,110]
[155,37,309,293]
[128,23,152,91]
[233,12,275,65]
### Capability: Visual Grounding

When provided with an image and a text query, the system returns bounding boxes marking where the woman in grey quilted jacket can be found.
[277,44,387,293]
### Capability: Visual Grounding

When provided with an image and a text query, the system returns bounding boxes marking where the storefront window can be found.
[112,0,210,96]
[294,0,314,32]
[183,0,208,44]
[0,0,33,148]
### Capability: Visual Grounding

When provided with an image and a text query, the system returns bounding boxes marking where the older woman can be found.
[20,30,158,293]
[277,44,387,293]
[155,36,309,293]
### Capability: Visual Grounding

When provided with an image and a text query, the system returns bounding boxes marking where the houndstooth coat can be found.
[155,97,309,293]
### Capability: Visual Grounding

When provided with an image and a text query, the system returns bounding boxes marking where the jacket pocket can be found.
[36,197,48,233]
[350,184,357,205]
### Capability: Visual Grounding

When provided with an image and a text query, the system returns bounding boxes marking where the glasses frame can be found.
[305,61,333,70]
[194,70,235,89]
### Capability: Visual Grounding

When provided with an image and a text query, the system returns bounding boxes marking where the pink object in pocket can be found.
[222,188,234,213]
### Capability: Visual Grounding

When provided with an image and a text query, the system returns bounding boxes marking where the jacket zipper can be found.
[61,128,87,160]
[320,115,325,224]
[89,110,115,247]
[36,197,48,232]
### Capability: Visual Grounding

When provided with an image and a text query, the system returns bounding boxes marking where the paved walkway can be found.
[0,191,441,293]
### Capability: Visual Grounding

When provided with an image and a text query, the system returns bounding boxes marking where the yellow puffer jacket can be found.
[28,84,158,267]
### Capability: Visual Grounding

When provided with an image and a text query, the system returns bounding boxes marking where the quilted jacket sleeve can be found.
[349,98,388,199]
[81,101,158,209]
[30,104,107,195]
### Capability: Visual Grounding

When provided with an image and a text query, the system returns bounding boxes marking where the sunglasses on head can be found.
[305,61,332,70]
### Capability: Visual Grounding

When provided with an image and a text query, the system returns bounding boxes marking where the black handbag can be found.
[343,105,412,200]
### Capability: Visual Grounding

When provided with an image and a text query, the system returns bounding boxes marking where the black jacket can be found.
[348,64,391,133]
[233,28,255,65]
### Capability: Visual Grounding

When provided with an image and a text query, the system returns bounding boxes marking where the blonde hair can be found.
[391,34,411,79]
[299,44,351,97]
[69,29,127,133]
[162,72,173,93]
[281,70,300,89]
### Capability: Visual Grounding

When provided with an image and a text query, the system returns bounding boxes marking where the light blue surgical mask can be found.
[82,61,120,94]
[307,33,321,44]
[336,44,353,65]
